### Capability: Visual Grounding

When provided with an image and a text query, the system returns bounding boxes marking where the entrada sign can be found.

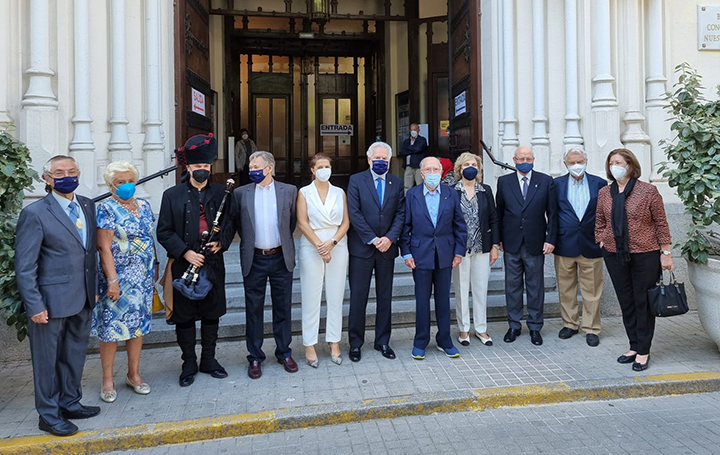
[320,124,354,136]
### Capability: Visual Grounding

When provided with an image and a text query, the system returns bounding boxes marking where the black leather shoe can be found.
[200,360,228,379]
[39,417,78,436]
[349,347,361,362]
[374,344,396,359]
[61,405,101,420]
[632,356,650,371]
[503,328,521,343]
[558,327,579,339]
[530,330,543,346]
[617,354,637,364]
[586,334,600,347]
[179,373,195,387]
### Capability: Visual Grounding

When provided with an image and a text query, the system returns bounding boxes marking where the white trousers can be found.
[298,230,349,346]
[452,251,491,333]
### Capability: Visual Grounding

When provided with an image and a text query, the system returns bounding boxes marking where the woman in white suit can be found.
[297,154,350,367]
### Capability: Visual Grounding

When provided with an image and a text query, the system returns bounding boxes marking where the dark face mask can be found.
[53,176,80,194]
[462,166,478,181]
[372,160,389,175]
[191,169,210,184]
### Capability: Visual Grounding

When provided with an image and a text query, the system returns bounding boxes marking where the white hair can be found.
[104,161,139,187]
[419,156,441,170]
[366,141,393,158]
[42,155,78,176]
[249,151,276,176]
[563,148,587,162]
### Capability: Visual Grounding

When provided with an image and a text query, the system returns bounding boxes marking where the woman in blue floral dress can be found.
[93,162,158,403]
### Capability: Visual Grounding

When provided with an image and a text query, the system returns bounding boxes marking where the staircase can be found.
[92,242,560,349]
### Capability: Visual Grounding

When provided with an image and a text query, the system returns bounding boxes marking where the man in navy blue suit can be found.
[400,157,467,360]
[496,146,557,346]
[399,123,429,192]
[553,148,607,347]
[346,142,406,362]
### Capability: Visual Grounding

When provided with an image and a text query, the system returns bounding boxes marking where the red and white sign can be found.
[191,88,206,116]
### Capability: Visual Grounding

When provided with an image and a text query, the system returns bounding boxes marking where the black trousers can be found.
[604,250,661,355]
[243,252,293,362]
[348,252,395,348]
[503,242,545,331]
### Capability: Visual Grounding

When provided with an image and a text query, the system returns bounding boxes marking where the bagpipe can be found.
[172,178,234,300]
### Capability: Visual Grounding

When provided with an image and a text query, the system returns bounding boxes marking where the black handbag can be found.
[647,271,689,317]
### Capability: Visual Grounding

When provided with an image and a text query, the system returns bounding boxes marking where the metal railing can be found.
[92,165,177,203]
[480,139,516,172]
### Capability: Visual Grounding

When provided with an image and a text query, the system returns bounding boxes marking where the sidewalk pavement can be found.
[0,313,719,454]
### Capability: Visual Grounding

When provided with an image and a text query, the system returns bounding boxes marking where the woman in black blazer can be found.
[451,152,501,347]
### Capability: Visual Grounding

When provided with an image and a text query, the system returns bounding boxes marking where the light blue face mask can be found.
[115,182,136,201]
[424,173,441,188]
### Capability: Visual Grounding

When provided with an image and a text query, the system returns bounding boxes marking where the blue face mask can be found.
[462,166,478,181]
[372,160,389,175]
[516,162,533,174]
[115,182,136,201]
[53,176,79,194]
[249,168,265,184]
[424,173,441,188]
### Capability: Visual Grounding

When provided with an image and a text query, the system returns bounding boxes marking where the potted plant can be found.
[660,63,720,351]
[0,129,40,341]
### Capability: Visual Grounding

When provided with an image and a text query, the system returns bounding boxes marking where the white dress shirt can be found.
[52,191,87,247]
[254,181,282,249]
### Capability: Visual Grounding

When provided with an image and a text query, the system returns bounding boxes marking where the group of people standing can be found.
[15,128,673,437]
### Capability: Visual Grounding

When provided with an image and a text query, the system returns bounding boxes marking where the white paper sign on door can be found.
[191,88,206,116]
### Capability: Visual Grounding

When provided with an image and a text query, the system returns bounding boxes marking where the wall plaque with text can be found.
[698,5,720,50]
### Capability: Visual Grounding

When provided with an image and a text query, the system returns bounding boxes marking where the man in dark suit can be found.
[399,123,429,192]
[231,151,298,379]
[15,155,100,436]
[496,146,557,346]
[157,134,234,387]
[553,148,607,347]
[346,141,405,362]
[399,157,467,360]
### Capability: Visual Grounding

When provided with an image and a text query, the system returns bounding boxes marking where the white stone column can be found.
[590,0,622,175]
[108,0,132,162]
[645,0,668,181]
[501,0,519,159]
[563,0,583,151]
[531,0,549,170]
[142,0,165,201]
[69,0,96,195]
[497,0,505,149]
[0,1,12,126]
[620,0,651,176]
[20,0,58,198]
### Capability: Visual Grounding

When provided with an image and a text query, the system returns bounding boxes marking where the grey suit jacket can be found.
[232,181,297,277]
[15,193,97,318]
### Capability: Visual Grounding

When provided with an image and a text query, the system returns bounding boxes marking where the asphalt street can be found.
[103,391,720,455]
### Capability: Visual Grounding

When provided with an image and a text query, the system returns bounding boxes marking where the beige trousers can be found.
[403,167,422,192]
[554,255,603,335]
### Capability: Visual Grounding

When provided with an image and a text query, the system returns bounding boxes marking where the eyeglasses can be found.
[514,157,535,163]
[50,169,79,178]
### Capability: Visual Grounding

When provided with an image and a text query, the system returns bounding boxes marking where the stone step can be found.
[88,292,563,349]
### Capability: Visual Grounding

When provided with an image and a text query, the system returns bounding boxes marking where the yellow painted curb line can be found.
[2,372,720,455]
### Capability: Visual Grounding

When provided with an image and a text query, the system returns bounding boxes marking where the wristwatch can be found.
[662,250,671,255]
[332,239,338,246]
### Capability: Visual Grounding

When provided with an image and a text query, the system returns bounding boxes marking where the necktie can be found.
[376,177,383,207]
[68,201,84,245]
[522,177,528,199]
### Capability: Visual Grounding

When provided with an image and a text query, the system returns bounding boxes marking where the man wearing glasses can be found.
[15,156,100,436]
[495,146,558,346]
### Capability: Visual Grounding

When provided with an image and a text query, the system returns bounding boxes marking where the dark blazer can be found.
[231,181,297,277]
[454,182,501,254]
[399,184,467,269]
[15,193,97,318]
[399,135,429,168]
[347,169,405,259]
[554,173,607,258]
[496,171,558,256]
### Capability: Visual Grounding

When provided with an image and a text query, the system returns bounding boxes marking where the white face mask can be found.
[567,163,586,178]
[315,168,332,182]
[610,165,627,181]
[241,134,249,141]
[410,130,418,138]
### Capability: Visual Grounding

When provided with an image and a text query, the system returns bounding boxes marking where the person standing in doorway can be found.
[400,123,428,192]
[234,128,257,186]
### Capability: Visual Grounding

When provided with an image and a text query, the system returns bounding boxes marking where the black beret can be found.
[180,133,217,164]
